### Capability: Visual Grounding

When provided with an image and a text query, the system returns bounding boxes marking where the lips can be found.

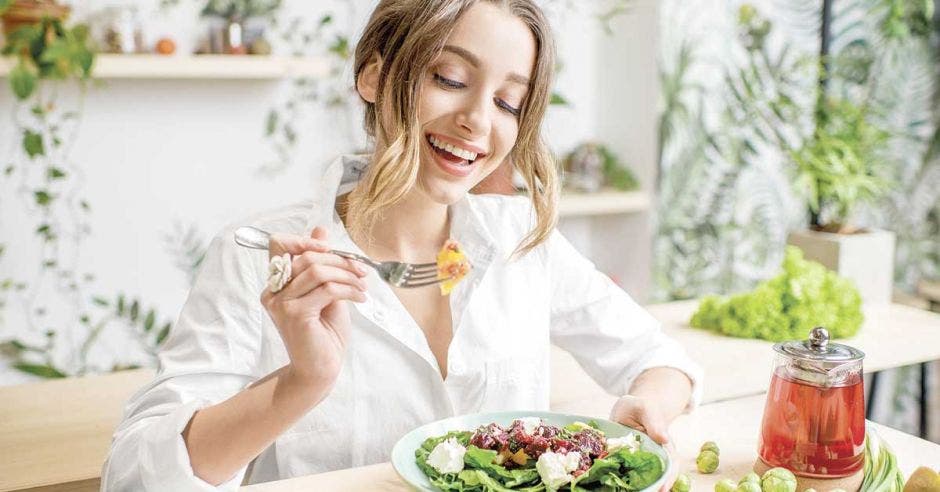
[425,134,481,178]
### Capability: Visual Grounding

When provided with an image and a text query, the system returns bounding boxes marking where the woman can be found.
[102,1,702,490]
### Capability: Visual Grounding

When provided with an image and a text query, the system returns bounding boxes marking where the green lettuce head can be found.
[761,467,797,492]
[671,473,691,492]
[736,481,761,492]
[715,478,737,492]
[739,472,760,485]
[700,441,720,455]
[696,450,719,474]
[690,247,863,342]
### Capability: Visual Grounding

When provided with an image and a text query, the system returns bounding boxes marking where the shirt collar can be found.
[301,154,499,373]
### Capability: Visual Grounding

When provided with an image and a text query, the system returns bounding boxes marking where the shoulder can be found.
[466,193,550,262]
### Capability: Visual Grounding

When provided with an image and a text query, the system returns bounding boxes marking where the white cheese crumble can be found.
[518,417,542,435]
[606,434,640,453]
[536,451,582,490]
[427,437,466,474]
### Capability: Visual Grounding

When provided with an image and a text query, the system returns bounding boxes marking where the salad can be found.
[414,417,665,491]
[436,239,471,296]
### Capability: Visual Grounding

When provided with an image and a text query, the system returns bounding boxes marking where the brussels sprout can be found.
[701,441,720,455]
[715,478,737,492]
[760,467,797,492]
[736,482,761,492]
[696,450,719,473]
[671,473,691,492]
[739,472,760,485]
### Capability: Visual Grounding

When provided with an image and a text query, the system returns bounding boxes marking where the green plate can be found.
[390,410,672,491]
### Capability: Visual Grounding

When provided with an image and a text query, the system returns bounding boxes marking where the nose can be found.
[455,89,490,138]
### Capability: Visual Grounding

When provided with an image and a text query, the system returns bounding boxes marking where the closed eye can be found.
[496,99,521,116]
[435,73,521,117]
[434,73,465,89]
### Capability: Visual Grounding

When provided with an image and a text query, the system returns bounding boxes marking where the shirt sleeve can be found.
[546,230,704,412]
[101,228,267,491]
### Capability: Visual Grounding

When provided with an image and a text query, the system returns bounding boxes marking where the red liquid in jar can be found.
[757,368,865,477]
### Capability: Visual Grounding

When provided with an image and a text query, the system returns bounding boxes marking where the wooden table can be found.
[240,394,940,491]
[3,300,938,491]
[549,301,940,413]
[0,369,154,492]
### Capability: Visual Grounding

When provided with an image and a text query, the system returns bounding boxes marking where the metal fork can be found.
[233,226,443,288]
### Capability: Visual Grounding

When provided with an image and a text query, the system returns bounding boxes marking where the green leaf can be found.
[130,300,140,321]
[34,190,53,206]
[265,110,278,136]
[14,363,67,378]
[329,36,349,59]
[144,309,155,332]
[0,0,14,15]
[117,294,126,315]
[91,296,109,307]
[550,92,569,105]
[4,165,14,176]
[23,130,44,158]
[36,223,53,241]
[156,323,171,344]
[10,62,37,100]
[47,167,66,180]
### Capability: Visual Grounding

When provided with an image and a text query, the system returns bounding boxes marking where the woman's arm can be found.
[182,366,330,485]
[628,367,693,422]
[184,225,367,485]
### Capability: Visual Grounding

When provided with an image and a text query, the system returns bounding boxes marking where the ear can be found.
[356,52,383,103]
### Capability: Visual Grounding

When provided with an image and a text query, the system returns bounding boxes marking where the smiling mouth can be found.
[426,134,483,165]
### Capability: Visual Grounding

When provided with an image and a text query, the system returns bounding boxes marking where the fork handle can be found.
[234,226,379,268]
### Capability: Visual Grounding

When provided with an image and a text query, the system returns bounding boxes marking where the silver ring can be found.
[267,253,292,293]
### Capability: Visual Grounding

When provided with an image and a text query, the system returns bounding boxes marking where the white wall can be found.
[0,0,660,384]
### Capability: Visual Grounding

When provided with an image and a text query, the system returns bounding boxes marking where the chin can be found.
[419,178,473,205]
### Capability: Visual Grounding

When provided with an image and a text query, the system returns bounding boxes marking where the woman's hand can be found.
[260,226,368,394]
[610,395,679,492]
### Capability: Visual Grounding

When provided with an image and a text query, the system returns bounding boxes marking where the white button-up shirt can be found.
[102,155,703,491]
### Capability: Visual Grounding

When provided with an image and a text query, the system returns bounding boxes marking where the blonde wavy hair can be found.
[347,0,558,257]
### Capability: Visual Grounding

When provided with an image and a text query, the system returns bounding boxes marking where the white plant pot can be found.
[786,229,896,306]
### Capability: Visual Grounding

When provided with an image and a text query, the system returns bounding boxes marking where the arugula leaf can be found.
[570,455,621,487]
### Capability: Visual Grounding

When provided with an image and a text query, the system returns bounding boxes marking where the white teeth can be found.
[429,135,478,161]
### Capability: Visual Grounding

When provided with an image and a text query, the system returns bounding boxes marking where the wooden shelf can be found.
[558,190,650,217]
[0,54,329,80]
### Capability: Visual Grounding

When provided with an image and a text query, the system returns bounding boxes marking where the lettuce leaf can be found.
[416,430,664,491]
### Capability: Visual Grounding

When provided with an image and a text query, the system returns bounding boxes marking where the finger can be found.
[310,225,328,241]
[642,414,670,445]
[269,233,331,258]
[280,263,368,300]
[291,251,368,278]
[304,281,368,311]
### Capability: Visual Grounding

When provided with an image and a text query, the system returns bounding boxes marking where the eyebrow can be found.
[441,45,531,87]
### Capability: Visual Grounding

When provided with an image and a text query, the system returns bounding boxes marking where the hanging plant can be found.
[0,3,179,379]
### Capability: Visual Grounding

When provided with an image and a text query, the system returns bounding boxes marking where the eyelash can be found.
[433,73,521,117]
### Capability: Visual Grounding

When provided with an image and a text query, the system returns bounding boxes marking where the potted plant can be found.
[200,0,281,54]
[786,98,896,305]
[0,0,69,35]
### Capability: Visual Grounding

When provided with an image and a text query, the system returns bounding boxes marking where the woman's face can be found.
[416,2,536,205]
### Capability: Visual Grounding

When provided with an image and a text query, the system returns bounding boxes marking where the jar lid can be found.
[773,327,865,362]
